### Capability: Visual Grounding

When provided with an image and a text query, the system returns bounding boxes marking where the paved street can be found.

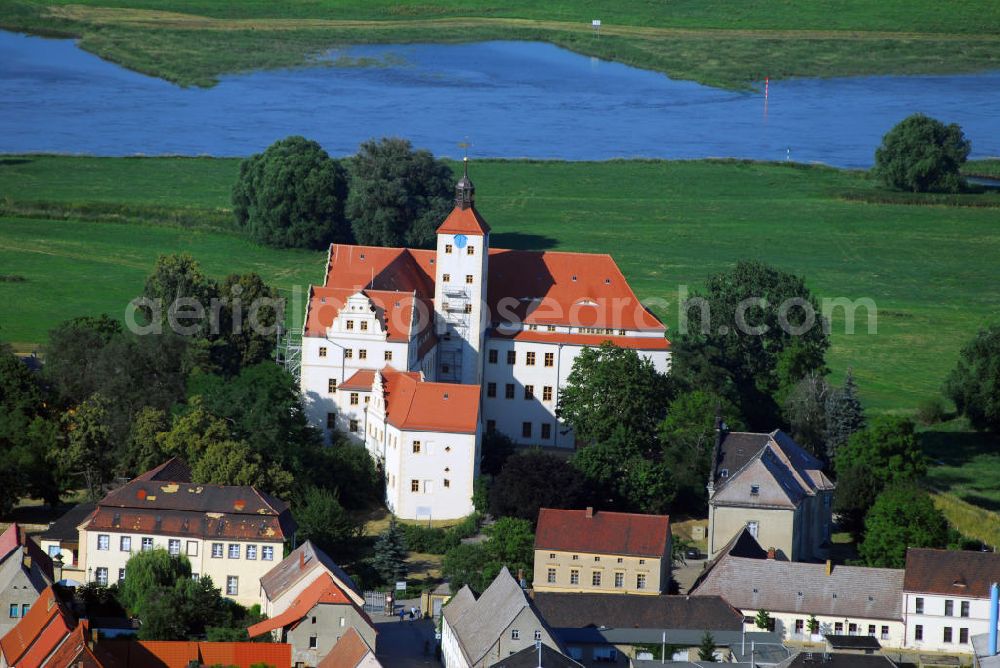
[374,598,440,667]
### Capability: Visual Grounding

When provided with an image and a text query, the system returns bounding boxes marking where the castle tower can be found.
[432,158,490,385]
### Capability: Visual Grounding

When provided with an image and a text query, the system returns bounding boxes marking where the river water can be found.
[1,30,998,167]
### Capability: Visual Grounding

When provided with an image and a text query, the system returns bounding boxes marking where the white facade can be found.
[738,608,905,648]
[432,223,488,387]
[903,591,988,654]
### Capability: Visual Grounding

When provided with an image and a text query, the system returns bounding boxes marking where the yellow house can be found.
[532,507,671,595]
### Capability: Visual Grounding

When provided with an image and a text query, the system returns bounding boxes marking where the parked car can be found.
[684,546,703,560]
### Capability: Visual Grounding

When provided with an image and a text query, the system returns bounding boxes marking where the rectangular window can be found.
[487,382,497,398]
[486,419,496,433]
[795,619,804,634]
[570,570,579,585]
[120,536,131,552]
[505,384,515,399]
[547,326,556,332]
[547,568,556,584]
[542,386,552,401]
[246,545,257,560]
[360,321,368,331]
[636,574,647,590]
[506,350,516,365]
[960,628,969,644]
[349,419,358,433]
[945,600,954,616]
[868,625,876,637]
[212,543,224,558]
[464,303,472,314]
[141,537,154,552]
[467,245,475,255]
[915,625,923,641]
[411,479,420,492]
[849,623,858,636]
[345,349,353,359]
[526,352,536,366]
[97,534,109,551]
[385,350,392,361]
[750,484,760,496]
[465,274,474,284]
[443,479,450,488]
[262,546,274,561]
[544,352,554,367]
[350,392,359,405]
[944,627,953,643]
[96,567,109,586]
[48,545,60,557]
[9,604,18,619]
[309,636,318,649]
[443,273,451,282]
[186,541,198,556]
[445,244,453,254]
[534,630,542,641]
[346,320,354,331]
[168,539,180,556]
[614,572,624,588]
[359,349,367,360]
[835,622,843,633]
[522,422,532,438]
[319,347,327,358]
[524,385,534,399]
[118,568,126,585]
[328,378,337,393]
[327,412,336,429]
[412,441,421,453]
[228,544,240,559]
[541,423,552,440]
[511,629,519,640]
[915,597,924,614]
[961,601,970,617]
[881,626,889,640]
[226,576,238,596]
[591,571,601,586]
[488,349,498,364]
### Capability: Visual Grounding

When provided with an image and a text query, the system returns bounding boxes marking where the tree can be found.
[214,273,282,374]
[118,548,193,617]
[824,369,866,464]
[484,517,535,585]
[698,631,717,662]
[60,393,115,500]
[782,373,831,461]
[488,450,591,522]
[873,114,970,193]
[673,261,829,429]
[807,615,819,634]
[43,315,122,406]
[441,543,499,594]
[755,610,772,630]
[858,483,949,568]
[232,136,349,249]
[572,426,675,513]
[296,486,363,562]
[122,407,170,475]
[140,254,219,336]
[946,324,1000,432]
[833,416,927,540]
[557,343,672,448]
[480,430,516,477]
[372,518,408,585]
[346,137,453,249]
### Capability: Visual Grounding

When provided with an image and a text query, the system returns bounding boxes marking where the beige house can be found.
[259,540,363,618]
[78,459,295,608]
[532,508,671,595]
[707,428,834,561]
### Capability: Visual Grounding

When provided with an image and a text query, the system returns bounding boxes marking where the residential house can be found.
[78,458,296,608]
[533,507,671,595]
[531,592,749,665]
[490,643,582,668]
[775,652,898,667]
[259,540,363,618]
[0,585,74,668]
[0,523,53,637]
[318,627,382,668]
[248,573,377,666]
[706,427,834,561]
[94,640,293,668]
[37,502,95,580]
[902,548,1000,654]
[690,529,904,646]
[441,567,561,668]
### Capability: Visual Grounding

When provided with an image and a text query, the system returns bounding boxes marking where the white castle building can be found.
[300,162,670,519]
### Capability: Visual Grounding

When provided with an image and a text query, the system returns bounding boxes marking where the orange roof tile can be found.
[95,640,292,668]
[436,206,491,236]
[535,508,670,558]
[492,330,670,350]
[380,368,480,434]
[46,623,103,668]
[304,286,433,342]
[0,586,74,668]
[325,245,434,296]
[248,574,368,639]
[339,369,377,391]
[318,628,374,668]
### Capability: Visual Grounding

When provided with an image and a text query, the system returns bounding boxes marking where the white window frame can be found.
[262,546,274,561]
[168,539,181,556]
[226,576,238,596]
[186,541,198,556]
[212,542,224,558]
[120,536,131,552]
[228,543,240,559]
[95,567,109,586]
[246,545,257,560]
[97,534,110,551]
[141,537,154,552]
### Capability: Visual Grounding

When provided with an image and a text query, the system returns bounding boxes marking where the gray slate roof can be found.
[488,643,581,668]
[532,592,742,631]
[259,540,360,601]
[776,652,897,667]
[690,555,903,621]
[40,502,96,541]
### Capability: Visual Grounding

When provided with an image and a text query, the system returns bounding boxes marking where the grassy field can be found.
[2,155,1000,415]
[3,0,1000,89]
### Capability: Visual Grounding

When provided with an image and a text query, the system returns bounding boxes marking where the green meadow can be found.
[2,155,999,416]
[2,0,1000,89]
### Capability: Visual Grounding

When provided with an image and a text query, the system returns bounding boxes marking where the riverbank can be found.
[2,155,999,413]
[3,0,1000,89]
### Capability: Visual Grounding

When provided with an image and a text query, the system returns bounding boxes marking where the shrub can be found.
[873,114,971,193]
[915,397,946,425]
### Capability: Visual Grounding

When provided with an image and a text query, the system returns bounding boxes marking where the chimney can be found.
[989,582,999,656]
[766,548,776,560]
[90,627,98,649]
[825,560,833,576]
[53,554,64,584]
[22,546,32,571]
[585,507,594,519]
[299,551,305,570]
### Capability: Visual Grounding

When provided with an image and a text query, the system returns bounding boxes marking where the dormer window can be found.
[720,469,729,478]
[750,484,760,496]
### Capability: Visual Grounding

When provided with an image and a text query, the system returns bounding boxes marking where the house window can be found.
[97,534,110,551]
[212,543,224,558]
[511,630,520,640]
[309,636,318,649]
[915,625,923,641]
[849,623,858,636]
[327,412,336,428]
[617,557,623,563]
[411,480,420,492]
[591,571,601,586]
[961,601,970,617]
[464,303,472,314]
[118,568,126,585]
[522,422,532,438]
[750,484,760,496]
[360,321,368,332]
[141,537,154,552]
[524,385,534,400]
[639,559,645,564]
[915,597,924,614]
[385,350,392,361]
[349,419,359,433]
[346,320,354,331]
[328,378,337,393]
[465,274,474,284]
[570,570,579,585]
[526,352,536,366]
[412,441,421,453]
[636,574,647,590]
[795,619,804,634]
[572,555,579,560]
[424,480,434,493]
[528,324,538,331]
[505,384,515,399]
[467,245,475,255]
[120,536,131,552]
[541,424,552,440]
[488,349,498,364]
[187,541,198,556]
[168,539,180,556]
[881,626,889,640]
[746,521,759,538]
[247,545,257,560]
[547,326,556,332]
[544,352,554,367]
[9,604,18,618]
[345,349,353,359]
[547,568,556,584]
[960,628,969,644]
[534,630,542,641]
[445,244,453,254]
[868,625,876,637]
[359,349,367,360]
[486,420,496,433]
[95,567,109,586]
[228,544,240,559]
[506,350,516,365]
[226,576,238,596]
[443,273,451,282]
[262,546,274,561]
[594,556,600,562]
[443,479,450,488]
[614,572,624,588]
[542,386,552,401]
[944,627,953,643]
[47,545,60,557]
[487,382,497,398]
[945,599,954,616]
[834,622,843,633]
[319,347,327,358]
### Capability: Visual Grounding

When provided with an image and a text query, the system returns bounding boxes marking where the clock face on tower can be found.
[453,234,468,249]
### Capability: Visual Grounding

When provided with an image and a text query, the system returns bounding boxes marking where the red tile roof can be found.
[339,369,377,391]
[96,640,292,668]
[0,522,54,581]
[492,330,670,350]
[325,245,435,297]
[380,368,480,434]
[248,573,372,639]
[318,628,374,668]
[0,586,74,668]
[303,286,433,341]
[903,548,1000,598]
[535,508,670,558]
[46,622,103,668]
[436,206,491,236]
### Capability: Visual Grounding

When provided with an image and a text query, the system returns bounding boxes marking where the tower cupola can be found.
[455,157,475,210]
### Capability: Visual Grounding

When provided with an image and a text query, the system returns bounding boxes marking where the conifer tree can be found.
[824,369,865,464]
[698,631,717,662]
[372,518,408,585]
